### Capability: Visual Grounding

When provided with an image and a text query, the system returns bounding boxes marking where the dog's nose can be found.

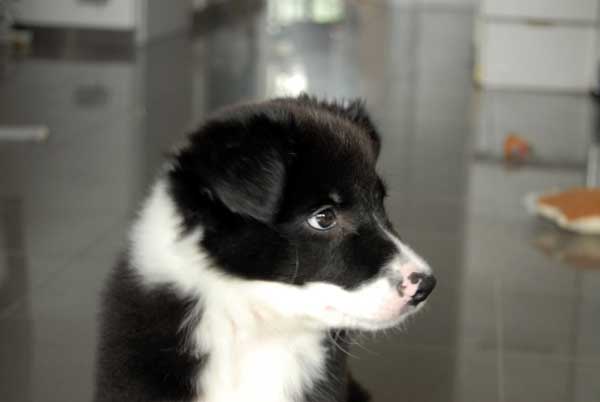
[407,273,436,305]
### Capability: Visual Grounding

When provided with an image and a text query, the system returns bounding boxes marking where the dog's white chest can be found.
[193,309,327,402]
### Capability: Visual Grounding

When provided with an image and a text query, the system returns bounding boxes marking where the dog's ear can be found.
[210,145,285,223]
[180,117,287,223]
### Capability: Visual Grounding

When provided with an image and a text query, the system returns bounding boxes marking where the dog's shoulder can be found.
[95,258,205,402]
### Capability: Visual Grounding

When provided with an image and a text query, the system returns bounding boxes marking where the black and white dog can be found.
[95,95,436,402]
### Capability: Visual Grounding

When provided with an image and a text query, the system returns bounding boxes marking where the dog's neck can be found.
[191,294,328,402]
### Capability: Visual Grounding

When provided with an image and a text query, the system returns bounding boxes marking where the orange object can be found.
[538,188,600,221]
[504,133,531,161]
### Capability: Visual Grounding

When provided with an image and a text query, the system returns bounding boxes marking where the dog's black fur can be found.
[96,262,204,401]
[95,95,405,402]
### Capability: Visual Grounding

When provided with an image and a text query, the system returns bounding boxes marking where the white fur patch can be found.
[129,179,432,401]
[130,180,208,293]
[194,288,326,402]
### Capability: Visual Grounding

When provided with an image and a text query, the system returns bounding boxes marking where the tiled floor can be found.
[1,1,599,401]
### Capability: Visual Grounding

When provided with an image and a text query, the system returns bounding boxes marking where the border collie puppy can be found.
[95,95,436,402]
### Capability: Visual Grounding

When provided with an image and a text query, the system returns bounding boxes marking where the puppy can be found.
[95,95,436,402]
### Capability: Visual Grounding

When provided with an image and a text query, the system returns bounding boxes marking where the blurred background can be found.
[0,0,599,401]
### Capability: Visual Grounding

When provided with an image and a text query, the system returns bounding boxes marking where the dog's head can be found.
[166,95,435,331]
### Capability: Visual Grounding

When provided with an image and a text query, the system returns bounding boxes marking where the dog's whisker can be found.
[347,333,377,355]
[290,246,300,285]
[328,330,360,359]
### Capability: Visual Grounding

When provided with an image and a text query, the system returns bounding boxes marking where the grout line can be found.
[501,349,600,365]
[494,277,505,402]
[0,217,126,320]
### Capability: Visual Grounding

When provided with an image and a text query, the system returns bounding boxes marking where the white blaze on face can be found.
[383,226,432,296]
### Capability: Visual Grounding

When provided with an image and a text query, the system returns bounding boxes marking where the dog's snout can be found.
[406,273,436,305]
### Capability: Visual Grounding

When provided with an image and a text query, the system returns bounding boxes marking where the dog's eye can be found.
[307,206,337,231]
